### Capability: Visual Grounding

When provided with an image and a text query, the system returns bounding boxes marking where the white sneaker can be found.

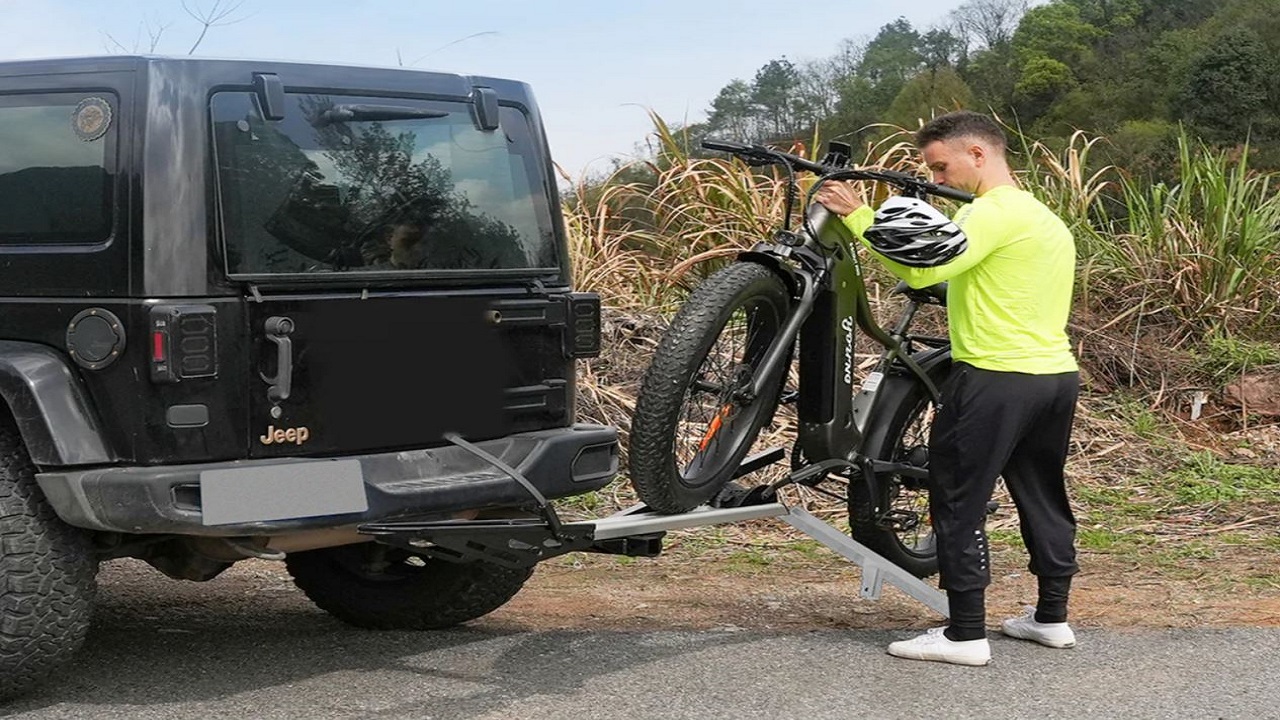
[1001,606,1076,648]
[887,627,992,666]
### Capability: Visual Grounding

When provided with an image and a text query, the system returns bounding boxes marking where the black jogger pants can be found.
[928,362,1080,593]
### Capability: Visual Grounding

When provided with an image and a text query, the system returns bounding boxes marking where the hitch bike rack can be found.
[358,441,948,618]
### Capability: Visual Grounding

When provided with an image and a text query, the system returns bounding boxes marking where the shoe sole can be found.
[1001,627,1076,648]
[887,648,992,666]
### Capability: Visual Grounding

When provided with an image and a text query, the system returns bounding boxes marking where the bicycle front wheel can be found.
[629,262,792,514]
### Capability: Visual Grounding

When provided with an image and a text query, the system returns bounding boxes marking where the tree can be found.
[182,0,248,55]
[706,80,756,140]
[702,59,818,143]
[1012,3,1102,68]
[859,18,925,91]
[1131,0,1214,33]
[823,38,875,141]
[1102,119,1181,180]
[831,37,868,78]
[831,19,927,140]
[750,58,803,139]
[886,66,974,129]
[950,0,1030,51]
[1014,56,1077,121]
[1176,28,1277,141]
[919,29,966,71]
[1062,0,1143,30]
[963,42,1020,115]
[793,58,844,129]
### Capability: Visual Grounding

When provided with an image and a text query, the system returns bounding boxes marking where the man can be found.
[815,110,1080,667]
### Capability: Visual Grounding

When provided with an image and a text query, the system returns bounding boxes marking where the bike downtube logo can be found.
[842,316,855,385]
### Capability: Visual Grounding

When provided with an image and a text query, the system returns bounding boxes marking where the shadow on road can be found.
[3,560,767,717]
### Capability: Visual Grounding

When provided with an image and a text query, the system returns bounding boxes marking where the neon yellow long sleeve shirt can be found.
[842,185,1078,374]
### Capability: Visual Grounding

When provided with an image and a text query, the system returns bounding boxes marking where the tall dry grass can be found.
[562,115,934,310]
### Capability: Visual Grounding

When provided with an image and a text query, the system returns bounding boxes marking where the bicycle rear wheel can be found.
[629,262,791,514]
[848,358,952,578]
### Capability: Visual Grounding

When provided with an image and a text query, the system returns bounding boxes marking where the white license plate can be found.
[200,459,368,526]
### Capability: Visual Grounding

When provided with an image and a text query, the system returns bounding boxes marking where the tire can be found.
[630,262,791,514]
[0,425,97,701]
[848,357,953,578]
[285,543,534,630]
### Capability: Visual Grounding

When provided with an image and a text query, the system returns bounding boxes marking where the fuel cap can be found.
[66,308,126,370]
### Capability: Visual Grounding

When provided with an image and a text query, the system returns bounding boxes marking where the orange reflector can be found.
[698,404,733,451]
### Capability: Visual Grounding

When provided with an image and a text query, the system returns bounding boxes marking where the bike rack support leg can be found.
[780,506,949,618]
[860,567,884,600]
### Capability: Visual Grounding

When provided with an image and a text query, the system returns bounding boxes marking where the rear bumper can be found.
[36,424,618,536]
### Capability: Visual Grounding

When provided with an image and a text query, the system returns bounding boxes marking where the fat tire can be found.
[848,359,952,578]
[0,425,96,701]
[285,545,534,630]
[630,262,791,514]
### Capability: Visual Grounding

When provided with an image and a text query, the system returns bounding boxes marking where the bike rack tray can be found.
[359,499,948,618]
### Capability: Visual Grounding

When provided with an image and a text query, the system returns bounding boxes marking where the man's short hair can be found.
[916,111,1007,151]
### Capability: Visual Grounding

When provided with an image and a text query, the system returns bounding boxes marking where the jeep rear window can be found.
[210,92,558,276]
[0,93,116,245]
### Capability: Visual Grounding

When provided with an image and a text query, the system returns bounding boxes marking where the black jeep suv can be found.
[0,55,617,699]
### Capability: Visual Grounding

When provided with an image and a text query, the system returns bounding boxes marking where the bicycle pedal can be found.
[875,510,921,532]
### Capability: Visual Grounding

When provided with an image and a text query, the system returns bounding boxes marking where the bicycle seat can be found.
[891,280,947,305]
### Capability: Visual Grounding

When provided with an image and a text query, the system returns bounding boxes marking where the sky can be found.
[2,0,971,178]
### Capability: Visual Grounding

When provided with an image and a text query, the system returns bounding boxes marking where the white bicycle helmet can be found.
[863,196,968,267]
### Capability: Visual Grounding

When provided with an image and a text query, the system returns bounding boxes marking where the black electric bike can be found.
[628,139,974,578]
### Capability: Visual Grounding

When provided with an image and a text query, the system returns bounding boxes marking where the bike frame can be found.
[739,206,941,475]
[704,141,972,493]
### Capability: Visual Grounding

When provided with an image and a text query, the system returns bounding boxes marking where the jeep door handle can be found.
[261,316,294,403]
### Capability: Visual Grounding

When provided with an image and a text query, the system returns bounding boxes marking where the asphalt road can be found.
[3,562,1278,720]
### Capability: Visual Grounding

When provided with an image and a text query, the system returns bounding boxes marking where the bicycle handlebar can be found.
[863,168,975,204]
[700,139,975,204]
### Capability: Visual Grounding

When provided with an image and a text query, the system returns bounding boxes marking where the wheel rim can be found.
[886,397,938,560]
[672,296,783,489]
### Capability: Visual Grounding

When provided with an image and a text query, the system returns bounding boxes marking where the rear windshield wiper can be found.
[314,104,448,126]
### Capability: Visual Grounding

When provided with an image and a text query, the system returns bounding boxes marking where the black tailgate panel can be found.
[246,292,566,457]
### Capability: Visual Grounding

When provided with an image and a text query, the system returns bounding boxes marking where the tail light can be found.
[150,305,218,383]
[565,293,601,359]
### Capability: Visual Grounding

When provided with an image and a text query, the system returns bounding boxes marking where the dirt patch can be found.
[487,545,1280,633]
[95,535,1280,635]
